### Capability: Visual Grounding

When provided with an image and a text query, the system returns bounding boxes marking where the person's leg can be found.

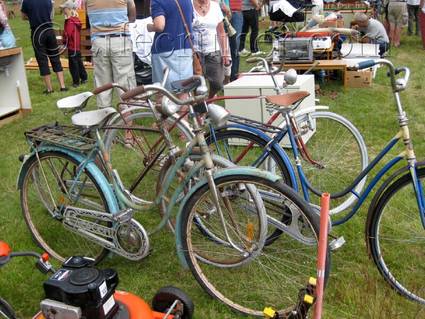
[420,11,425,48]
[414,5,420,35]
[407,4,414,35]
[32,29,53,92]
[110,36,136,94]
[68,50,80,86]
[44,28,66,89]
[76,51,88,83]
[230,11,243,81]
[204,51,224,98]
[92,37,114,107]
[249,9,259,53]
[239,10,250,52]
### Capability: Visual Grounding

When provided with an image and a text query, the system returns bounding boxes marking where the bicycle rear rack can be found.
[229,115,282,134]
[25,123,96,153]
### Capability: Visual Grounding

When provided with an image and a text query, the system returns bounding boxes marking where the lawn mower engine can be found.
[40,256,120,319]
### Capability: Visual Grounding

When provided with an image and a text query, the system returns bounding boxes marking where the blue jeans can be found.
[229,11,243,81]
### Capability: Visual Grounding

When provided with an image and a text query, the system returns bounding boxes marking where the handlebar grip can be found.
[92,83,114,95]
[121,85,146,100]
[356,60,376,70]
[181,76,201,87]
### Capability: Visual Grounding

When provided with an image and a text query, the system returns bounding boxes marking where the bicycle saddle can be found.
[71,107,116,127]
[57,92,94,110]
[171,77,201,93]
[265,91,310,109]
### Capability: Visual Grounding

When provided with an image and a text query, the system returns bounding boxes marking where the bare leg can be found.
[55,71,66,89]
[43,75,53,92]
[394,26,402,46]
[389,22,396,45]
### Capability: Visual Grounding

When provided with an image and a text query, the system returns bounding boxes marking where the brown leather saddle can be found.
[265,91,310,110]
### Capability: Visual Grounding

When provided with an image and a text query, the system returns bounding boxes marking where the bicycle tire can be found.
[205,129,295,244]
[367,167,425,304]
[156,151,235,232]
[281,111,368,215]
[180,174,330,317]
[0,297,16,319]
[20,151,109,263]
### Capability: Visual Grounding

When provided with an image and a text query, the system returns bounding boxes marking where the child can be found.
[60,0,87,87]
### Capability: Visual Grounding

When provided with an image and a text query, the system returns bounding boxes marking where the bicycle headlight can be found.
[207,104,230,127]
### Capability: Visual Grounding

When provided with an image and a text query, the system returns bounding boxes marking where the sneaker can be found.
[43,89,54,95]
[251,51,264,56]
[72,83,79,88]
[81,79,88,85]
[60,87,69,92]
[239,49,251,56]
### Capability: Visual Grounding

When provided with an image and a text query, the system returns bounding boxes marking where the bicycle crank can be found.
[62,206,150,261]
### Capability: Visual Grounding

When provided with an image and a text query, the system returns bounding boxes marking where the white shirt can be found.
[192,1,224,53]
[407,0,420,5]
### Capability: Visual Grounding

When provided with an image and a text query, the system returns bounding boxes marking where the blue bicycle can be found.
[208,58,425,304]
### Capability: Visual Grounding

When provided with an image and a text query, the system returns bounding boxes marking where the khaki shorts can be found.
[388,2,408,26]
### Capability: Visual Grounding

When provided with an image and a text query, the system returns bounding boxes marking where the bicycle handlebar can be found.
[121,75,209,105]
[92,83,128,95]
[352,59,410,91]
[246,57,283,75]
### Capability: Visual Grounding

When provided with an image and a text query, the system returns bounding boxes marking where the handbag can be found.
[173,0,203,75]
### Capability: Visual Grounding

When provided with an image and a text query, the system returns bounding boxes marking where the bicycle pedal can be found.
[329,236,346,251]
[303,294,314,305]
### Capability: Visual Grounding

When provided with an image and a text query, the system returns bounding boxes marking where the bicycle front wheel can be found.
[180,174,327,317]
[290,111,368,214]
[20,151,109,263]
[367,168,425,304]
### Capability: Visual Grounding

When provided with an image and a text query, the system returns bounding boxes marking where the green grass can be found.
[2,15,425,318]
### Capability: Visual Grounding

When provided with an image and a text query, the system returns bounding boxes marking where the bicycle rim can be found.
[291,111,368,214]
[21,151,108,263]
[368,169,425,304]
[181,174,326,317]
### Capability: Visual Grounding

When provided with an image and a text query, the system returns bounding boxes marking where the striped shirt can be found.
[86,0,132,39]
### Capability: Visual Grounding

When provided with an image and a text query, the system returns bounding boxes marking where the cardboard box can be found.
[346,70,372,88]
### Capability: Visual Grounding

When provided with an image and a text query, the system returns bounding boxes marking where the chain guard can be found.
[62,206,150,261]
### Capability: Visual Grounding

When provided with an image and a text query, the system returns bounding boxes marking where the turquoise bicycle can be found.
[17,75,327,317]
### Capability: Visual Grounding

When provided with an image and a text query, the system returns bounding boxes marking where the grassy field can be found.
[1,15,425,319]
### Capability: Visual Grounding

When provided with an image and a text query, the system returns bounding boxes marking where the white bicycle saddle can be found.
[71,107,117,127]
[57,92,94,110]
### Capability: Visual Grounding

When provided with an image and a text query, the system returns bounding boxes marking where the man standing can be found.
[407,0,420,35]
[86,0,137,108]
[21,0,67,94]
[239,0,261,56]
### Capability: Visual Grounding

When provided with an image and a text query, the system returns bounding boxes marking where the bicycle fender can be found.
[213,123,298,189]
[365,160,425,254]
[16,146,120,214]
[175,167,282,268]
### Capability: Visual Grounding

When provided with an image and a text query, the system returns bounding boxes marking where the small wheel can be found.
[151,286,194,319]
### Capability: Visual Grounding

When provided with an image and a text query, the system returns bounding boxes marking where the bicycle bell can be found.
[284,69,298,85]
[207,103,230,127]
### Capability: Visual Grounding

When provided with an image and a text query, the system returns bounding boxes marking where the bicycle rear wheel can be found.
[180,174,329,317]
[367,167,425,304]
[20,151,109,263]
[288,111,368,214]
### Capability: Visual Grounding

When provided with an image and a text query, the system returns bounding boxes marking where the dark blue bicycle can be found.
[208,58,425,305]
